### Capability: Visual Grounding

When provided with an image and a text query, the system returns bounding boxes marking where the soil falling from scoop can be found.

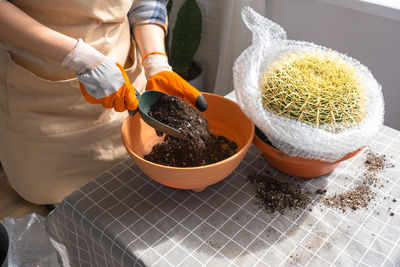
[144,95,237,167]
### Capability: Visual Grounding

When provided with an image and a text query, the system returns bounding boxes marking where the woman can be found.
[0,0,207,204]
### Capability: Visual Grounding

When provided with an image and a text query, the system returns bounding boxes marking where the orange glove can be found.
[142,52,208,111]
[79,63,138,112]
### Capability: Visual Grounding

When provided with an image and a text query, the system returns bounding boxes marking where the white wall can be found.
[263,0,400,130]
[213,0,266,97]
[169,0,400,130]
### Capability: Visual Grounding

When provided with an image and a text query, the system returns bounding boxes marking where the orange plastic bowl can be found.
[253,132,363,178]
[121,93,255,192]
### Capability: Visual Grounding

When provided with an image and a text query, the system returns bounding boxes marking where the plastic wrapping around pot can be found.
[233,7,384,163]
[2,214,61,267]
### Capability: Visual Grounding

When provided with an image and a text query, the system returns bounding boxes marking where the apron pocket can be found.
[4,50,127,136]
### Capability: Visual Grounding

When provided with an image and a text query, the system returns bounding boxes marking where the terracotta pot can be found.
[187,60,204,91]
[253,132,363,178]
[121,92,254,192]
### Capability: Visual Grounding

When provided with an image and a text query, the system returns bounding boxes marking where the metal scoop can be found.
[128,90,187,139]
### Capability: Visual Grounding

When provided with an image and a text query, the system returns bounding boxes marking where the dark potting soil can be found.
[255,127,274,147]
[248,143,396,215]
[248,174,312,214]
[144,94,238,167]
[148,94,210,148]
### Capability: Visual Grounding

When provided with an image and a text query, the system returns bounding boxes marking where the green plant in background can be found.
[259,50,367,132]
[164,0,173,56]
[166,0,202,78]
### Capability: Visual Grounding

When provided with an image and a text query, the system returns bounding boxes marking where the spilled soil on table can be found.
[144,94,237,167]
[322,148,396,213]
[250,129,396,215]
[248,174,312,214]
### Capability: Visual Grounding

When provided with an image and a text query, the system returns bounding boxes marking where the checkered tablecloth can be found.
[46,125,400,267]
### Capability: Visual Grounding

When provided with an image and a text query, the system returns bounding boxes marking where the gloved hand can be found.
[62,39,137,112]
[142,52,208,111]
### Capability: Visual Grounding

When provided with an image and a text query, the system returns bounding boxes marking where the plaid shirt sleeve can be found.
[128,0,169,32]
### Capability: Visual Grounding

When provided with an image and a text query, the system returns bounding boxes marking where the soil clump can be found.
[365,150,394,172]
[248,174,312,214]
[322,185,374,212]
[144,94,237,167]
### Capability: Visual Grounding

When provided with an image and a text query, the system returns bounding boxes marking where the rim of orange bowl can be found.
[122,123,255,170]
[121,94,255,170]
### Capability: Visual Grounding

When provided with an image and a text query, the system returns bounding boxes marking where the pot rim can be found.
[122,92,255,170]
[253,131,364,164]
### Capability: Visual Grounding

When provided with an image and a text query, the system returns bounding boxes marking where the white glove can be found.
[61,39,124,99]
[142,53,172,79]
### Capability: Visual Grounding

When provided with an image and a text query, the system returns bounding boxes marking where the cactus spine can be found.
[259,50,367,132]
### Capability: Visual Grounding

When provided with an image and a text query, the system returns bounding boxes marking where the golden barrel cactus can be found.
[259,50,367,132]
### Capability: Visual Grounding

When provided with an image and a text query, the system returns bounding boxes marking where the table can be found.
[46,119,400,266]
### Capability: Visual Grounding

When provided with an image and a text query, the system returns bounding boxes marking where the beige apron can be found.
[0,0,147,204]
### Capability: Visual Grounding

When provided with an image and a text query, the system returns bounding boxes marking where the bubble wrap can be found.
[3,213,61,267]
[233,7,384,162]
